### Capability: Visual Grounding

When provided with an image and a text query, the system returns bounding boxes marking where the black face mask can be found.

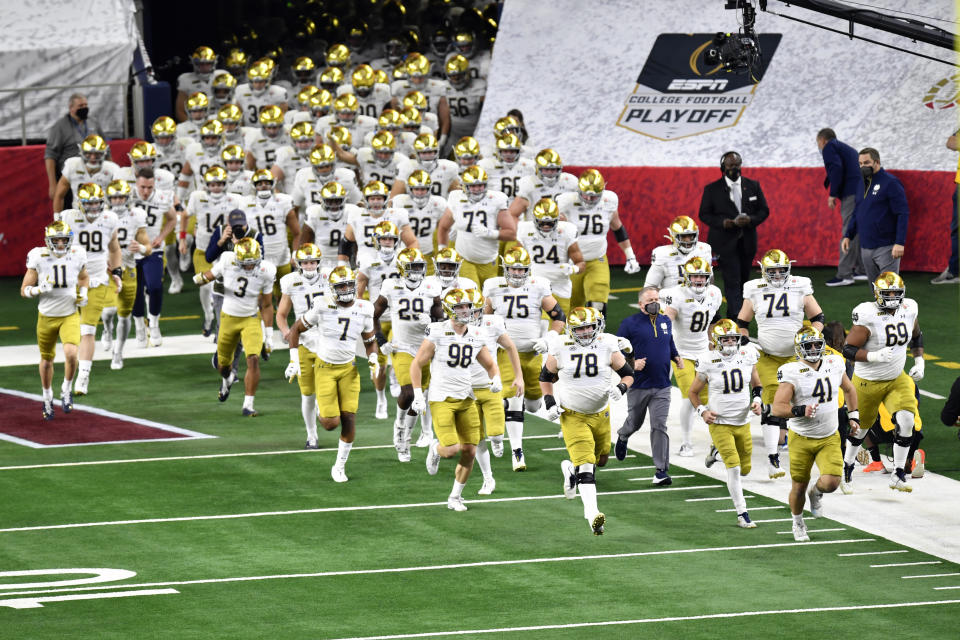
[75,107,89,121]
[860,165,874,180]
[723,167,741,181]
[644,302,660,316]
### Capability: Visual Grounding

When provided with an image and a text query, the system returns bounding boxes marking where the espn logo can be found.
[667,79,729,92]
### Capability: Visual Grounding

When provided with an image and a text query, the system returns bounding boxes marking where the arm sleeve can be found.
[941,376,960,426]
[890,177,910,245]
[822,143,844,198]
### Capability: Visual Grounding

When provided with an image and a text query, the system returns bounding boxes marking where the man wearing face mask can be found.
[697,151,770,319]
[842,148,909,284]
[613,286,684,486]
[44,94,105,205]
[817,128,865,286]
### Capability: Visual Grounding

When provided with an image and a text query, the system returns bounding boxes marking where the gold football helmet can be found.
[873,271,905,310]
[392,62,409,82]
[407,170,432,207]
[399,106,422,132]
[217,103,243,126]
[259,104,284,137]
[711,319,742,357]
[534,148,562,186]
[296,84,320,110]
[319,66,345,92]
[247,60,272,96]
[77,183,104,221]
[328,125,353,149]
[186,92,210,121]
[372,219,400,260]
[151,116,177,147]
[413,133,439,170]
[293,56,316,84]
[294,243,322,281]
[567,306,605,346]
[325,43,351,69]
[578,169,605,207]
[453,136,480,170]
[80,135,108,169]
[405,52,431,82]
[501,245,532,287]
[532,198,560,236]
[682,256,713,295]
[493,115,520,139]
[794,326,826,363]
[45,220,73,256]
[308,89,333,117]
[203,165,228,187]
[106,179,131,210]
[234,237,262,271]
[461,165,488,203]
[370,131,396,167]
[320,181,347,216]
[128,141,157,170]
[289,121,315,157]
[372,68,389,85]
[445,54,470,89]
[433,247,463,288]
[760,249,792,287]
[351,64,376,97]
[225,48,248,77]
[377,109,402,133]
[309,143,336,177]
[211,72,237,105]
[668,216,700,254]
[442,288,474,324]
[402,90,428,113]
[465,287,485,325]
[397,247,427,287]
[453,30,477,57]
[220,144,245,178]
[333,93,359,124]
[496,133,521,166]
[363,180,390,211]
[199,119,224,149]
[328,265,358,304]
[191,46,217,78]
[252,169,275,199]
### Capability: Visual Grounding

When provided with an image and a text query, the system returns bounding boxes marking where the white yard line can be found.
[871,561,942,568]
[0,589,179,609]
[603,466,655,472]
[628,475,694,481]
[0,539,875,598]
[901,573,960,579]
[686,495,754,502]
[716,506,784,513]
[837,550,909,557]
[752,518,793,523]
[776,528,846,535]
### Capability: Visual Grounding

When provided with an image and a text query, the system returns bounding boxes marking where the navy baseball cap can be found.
[227,209,246,226]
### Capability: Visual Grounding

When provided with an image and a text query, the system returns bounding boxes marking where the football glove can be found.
[560,262,578,276]
[193,273,207,285]
[624,258,641,275]
[908,356,925,382]
[411,388,426,414]
[475,225,499,240]
[76,287,88,307]
[489,375,502,393]
[533,330,559,354]
[37,278,54,294]
[616,336,633,354]
[368,353,380,379]
[544,404,563,421]
[608,382,627,403]
[866,346,896,363]
[380,341,395,356]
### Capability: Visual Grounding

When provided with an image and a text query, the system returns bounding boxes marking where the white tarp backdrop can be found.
[479,0,958,170]
[0,0,137,141]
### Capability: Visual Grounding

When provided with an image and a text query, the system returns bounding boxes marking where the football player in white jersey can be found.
[118,142,177,195]
[175,46,218,122]
[277,244,328,448]
[287,57,319,110]
[484,246,566,471]
[440,55,486,155]
[360,109,416,156]
[131,170,178,347]
[336,64,393,118]
[390,133,461,200]
[772,327,859,541]
[737,249,825,478]
[103,180,149,370]
[556,169,641,316]
[389,171,448,266]
[183,166,242,335]
[286,266,379,482]
[21,221,89,419]
[211,71,237,109]
[301,182,358,267]
[292,144,362,220]
[541,307,635,535]
[436,166,515,288]
[480,116,536,161]
[53,135,120,213]
[390,54,447,123]
[177,92,213,143]
[448,30,492,80]
[411,288,502,511]
[399,105,434,140]
[178,119,225,198]
[221,144,253,197]
[478,134,535,200]
[245,105,287,171]
[373,248,442,460]
[507,148,579,222]
[840,272,924,492]
[60,184,121,396]
[339,181,415,268]
[236,59,288,127]
[644,216,713,289]
[217,104,255,149]
[151,116,188,178]
[688,320,764,529]
[343,130,406,188]
[425,247,478,297]
[660,256,723,456]
[269,121,314,194]
[516,197,584,316]
[193,237,275,416]
[452,135,481,173]
[317,93,378,147]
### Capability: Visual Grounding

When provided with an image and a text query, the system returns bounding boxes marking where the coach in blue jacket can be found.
[842,147,909,284]
[614,286,682,486]
[817,128,865,286]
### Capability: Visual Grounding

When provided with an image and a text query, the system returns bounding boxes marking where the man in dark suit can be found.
[697,151,770,319]
[817,128,865,286]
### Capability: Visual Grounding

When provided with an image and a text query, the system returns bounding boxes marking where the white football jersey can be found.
[391,79,445,112]
[272,146,309,193]
[247,133,286,170]
[61,157,120,200]
[355,148,406,188]
[239,193,294,266]
[743,276,814,357]
[380,277,442,355]
[222,125,256,148]
[696,343,760,426]
[116,166,176,196]
[550,333,620,415]
[211,252,276,317]
[660,284,723,359]
[301,298,374,364]
[303,205,348,268]
[336,83,393,118]
[478,156,535,200]
[445,50,492,81]
[422,275,478,298]
[228,169,255,197]
[182,142,224,191]
[346,207,411,268]
[778,354,845,438]
[359,256,400,303]
[515,173,579,220]
[441,78,487,142]
[291,166,362,212]
[315,114,378,145]
[483,276,552,352]
[156,140,188,178]
[176,72,214,97]
[389,194,446,255]
[111,205,148,269]
[176,120,204,146]
[851,299,919,382]
[235,84,289,126]
[645,242,713,289]
[516,220,579,299]
[447,188,509,263]
[555,190,618,261]
[395,158,460,199]
[26,245,87,317]
[472,313,506,387]
[60,209,119,287]
[187,190,242,252]
[424,320,488,402]
[279,270,326,354]
[132,187,175,243]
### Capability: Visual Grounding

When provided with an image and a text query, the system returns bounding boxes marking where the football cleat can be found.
[100,326,113,352]
[477,477,496,495]
[375,395,388,420]
[792,519,810,542]
[447,496,468,512]
[863,460,887,473]
[61,389,74,413]
[149,324,163,347]
[889,469,912,492]
[911,449,925,478]
[426,440,441,475]
[218,372,237,402]
[511,447,527,471]
[614,437,628,461]
[561,459,577,499]
[843,462,855,484]
[489,435,504,458]
[653,470,672,486]
[415,429,433,448]
[168,279,182,295]
[305,440,319,450]
[768,454,786,479]
[705,445,720,468]
[807,486,824,517]
[331,465,348,483]
[260,344,271,361]
[737,512,757,528]
[678,443,694,457]
[74,372,90,396]
[136,324,147,347]
[42,400,54,421]
[241,407,258,417]
[839,480,854,495]
[591,512,605,536]
[110,350,124,370]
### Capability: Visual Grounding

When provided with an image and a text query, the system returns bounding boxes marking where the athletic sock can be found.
[301,394,317,442]
[793,513,804,525]
[762,423,780,456]
[78,360,92,375]
[475,440,493,480]
[243,395,255,411]
[335,439,353,468]
[376,387,386,405]
[61,379,72,394]
[199,286,213,325]
[421,402,433,438]
[133,316,146,335]
[679,400,694,446]
[578,481,598,521]
[506,396,524,450]
[42,387,53,401]
[893,443,909,471]
[148,313,160,329]
[726,465,747,514]
[116,316,131,351]
[843,443,861,466]
[449,480,465,500]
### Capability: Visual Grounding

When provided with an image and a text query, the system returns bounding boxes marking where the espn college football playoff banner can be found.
[479,0,955,270]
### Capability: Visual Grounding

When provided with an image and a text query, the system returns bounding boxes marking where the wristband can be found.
[78,286,88,298]
[616,382,628,394]
[111,267,123,278]
[623,247,636,261]
[847,409,860,423]
[544,394,557,410]
[179,231,187,239]
[751,386,762,400]
[288,348,299,364]
[374,332,388,347]
[696,405,707,417]
[25,285,39,298]
[791,405,807,418]
[174,203,184,212]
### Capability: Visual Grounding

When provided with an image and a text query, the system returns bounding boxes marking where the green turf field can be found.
[1,269,959,637]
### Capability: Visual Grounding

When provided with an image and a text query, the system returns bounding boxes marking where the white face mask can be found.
[256,188,272,201]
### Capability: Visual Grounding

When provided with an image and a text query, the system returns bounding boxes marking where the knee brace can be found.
[894,410,915,440]
[505,411,524,423]
[524,397,541,413]
[80,323,97,336]
[575,462,595,485]
[760,403,772,424]
[588,301,607,317]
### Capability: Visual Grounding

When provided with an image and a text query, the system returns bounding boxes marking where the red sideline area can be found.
[0,391,194,446]
[0,142,950,274]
